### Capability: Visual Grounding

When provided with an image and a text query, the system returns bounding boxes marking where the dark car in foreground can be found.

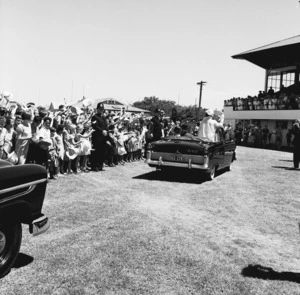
[0,160,49,278]
[146,135,236,180]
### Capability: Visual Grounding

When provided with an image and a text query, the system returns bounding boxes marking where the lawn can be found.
[1,146,300,295]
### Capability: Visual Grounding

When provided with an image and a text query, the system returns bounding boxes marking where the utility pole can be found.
[197,81,206,120]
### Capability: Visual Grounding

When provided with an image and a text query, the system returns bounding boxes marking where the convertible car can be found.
[0,160,49,278]
[146,135,236,180]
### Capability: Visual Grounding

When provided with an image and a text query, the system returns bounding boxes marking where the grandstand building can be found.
[224,35,300,146]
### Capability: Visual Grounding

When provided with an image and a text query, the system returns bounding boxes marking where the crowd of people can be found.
[234,121,300,168]
[234,123,285,149]
[1,89,299,178]
[0,92,206,181]
[224,85,300,111]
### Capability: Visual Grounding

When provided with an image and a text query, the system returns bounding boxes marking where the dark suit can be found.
[150,116,162,141]
[292,124,300,168]
[91,112,107,170]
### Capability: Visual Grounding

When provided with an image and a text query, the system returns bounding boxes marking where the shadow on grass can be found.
[133,168,227,184]
[272,166,300,171]
[12,253,34,269]
[242,264,300,283]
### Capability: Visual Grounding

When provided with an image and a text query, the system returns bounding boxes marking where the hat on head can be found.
[2,91,11,98]
[27,102,35,108]
[43,116,52,123]
[21,112,32,121]
[70,106,83,115]
[97,103,104,110]
[38,107,48,118]
[38,139,51,150]
[205,109,214,116]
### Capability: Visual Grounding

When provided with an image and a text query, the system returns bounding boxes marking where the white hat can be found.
[70,106,83,115]
[206,109,214,116]
[6,151,18,165]
[66,147,79,160]
[2,91,11,98]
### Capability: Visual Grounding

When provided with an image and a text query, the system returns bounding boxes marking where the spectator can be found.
[90,103,107,172]
[275,125,283,150]
[261,125,269,148]
[291,120,300,169]
[286,129,292,149]
[267,87,275,95]
[14,111,33,164]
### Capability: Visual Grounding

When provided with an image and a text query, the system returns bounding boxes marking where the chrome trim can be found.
[159,156,163,166]
[31,216,50,236]
[148,159,209,169]
[0,178,47,203]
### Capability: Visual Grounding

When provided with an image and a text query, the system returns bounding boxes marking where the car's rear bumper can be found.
[147,157,209,170]
[30,215,50,237]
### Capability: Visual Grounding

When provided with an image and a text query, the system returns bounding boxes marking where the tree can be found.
[132,96,207,120]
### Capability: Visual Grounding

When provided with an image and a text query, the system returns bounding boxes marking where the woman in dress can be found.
[14,112,32,164]
[75,124,94,172]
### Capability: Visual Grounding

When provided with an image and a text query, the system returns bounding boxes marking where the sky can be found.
[1,0,300,110]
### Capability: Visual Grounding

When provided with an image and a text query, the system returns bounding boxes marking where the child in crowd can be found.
[115,130,126,165]
[49,127,59,180]
[106,130,116,167]
[136,130,143,161]
[55,124,66,175]
[64,124,81,174]
[77,123,93,172]
[126,130,136,162]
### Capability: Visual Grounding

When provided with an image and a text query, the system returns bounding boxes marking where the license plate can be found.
[169,155,183,161]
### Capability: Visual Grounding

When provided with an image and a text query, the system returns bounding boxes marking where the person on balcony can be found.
[267,87,275,95]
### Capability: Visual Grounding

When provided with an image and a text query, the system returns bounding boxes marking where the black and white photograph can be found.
[1,0,300,294]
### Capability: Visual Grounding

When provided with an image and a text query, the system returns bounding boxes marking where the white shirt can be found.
[37,125,51,141]
[197,116,224,142]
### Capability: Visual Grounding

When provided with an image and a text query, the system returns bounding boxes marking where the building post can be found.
[264,69,269,92]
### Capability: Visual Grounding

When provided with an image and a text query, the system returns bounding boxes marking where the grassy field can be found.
[1,146,300,294]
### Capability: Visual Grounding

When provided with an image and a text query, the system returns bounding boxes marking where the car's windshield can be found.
[164,135,214,143]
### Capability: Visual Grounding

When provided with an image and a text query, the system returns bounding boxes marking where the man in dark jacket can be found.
[150,108,163,141]
[291,120,300,169]
[90,103,107,171]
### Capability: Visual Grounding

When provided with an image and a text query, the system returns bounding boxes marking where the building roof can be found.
[92,98,150,113]
[92,97,125,108]
[232,35,300,69]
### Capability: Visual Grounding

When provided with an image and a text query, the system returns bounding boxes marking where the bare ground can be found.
[1,146,300,294]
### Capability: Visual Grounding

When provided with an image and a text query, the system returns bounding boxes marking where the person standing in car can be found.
[197,109,224,142]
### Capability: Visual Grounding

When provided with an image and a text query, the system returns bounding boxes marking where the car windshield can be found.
[164,135,214,143]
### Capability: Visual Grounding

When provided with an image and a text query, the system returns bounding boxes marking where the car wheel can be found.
[0,222,22,278]
[206,166,216,181]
